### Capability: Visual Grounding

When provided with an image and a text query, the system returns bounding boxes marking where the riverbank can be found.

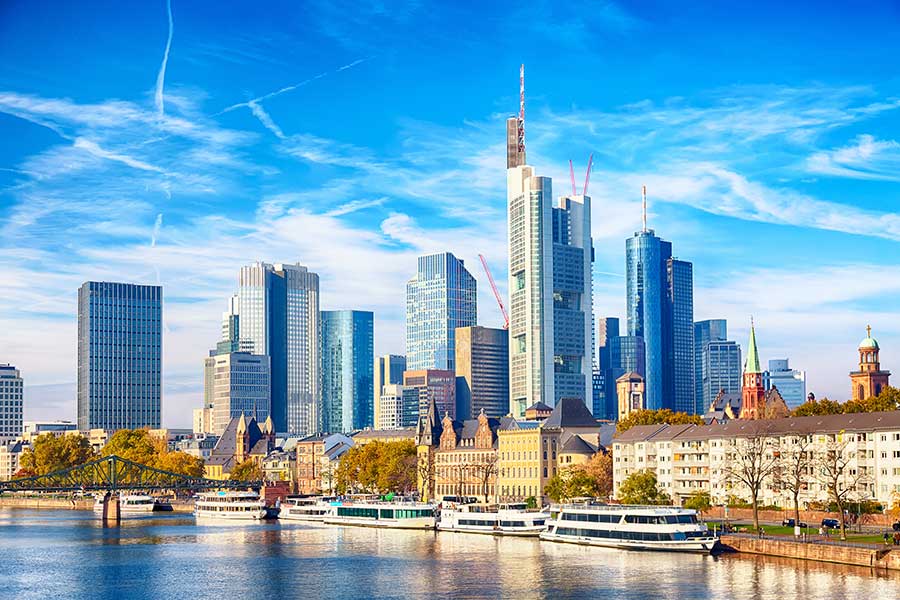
[0,495,194,512]
[720,534,900,571]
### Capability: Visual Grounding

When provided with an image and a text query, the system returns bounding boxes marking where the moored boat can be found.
[279,495,338,522]
[438,502,550,536]
[193,491,268,521]
[323,499,436,530]
[92,494,159,514]
[540,503,717,553]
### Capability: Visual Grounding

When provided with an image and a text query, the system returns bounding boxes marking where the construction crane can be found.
[478,254,509,329]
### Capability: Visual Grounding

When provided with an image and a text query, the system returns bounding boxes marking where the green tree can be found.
[156,450,205,477]
[336,441,418,494]
[616,409,704,433]
[617,470,671,505]
[577,452,614,501]
[101,429,163,464]
[683,491,711,513]
[230,458,263,481]
[19,434,95,476]
[544,468,599,503]
[792,397,843,416]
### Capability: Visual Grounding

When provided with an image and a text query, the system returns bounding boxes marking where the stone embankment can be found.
[720,535,900,571]
[0,496,193,512]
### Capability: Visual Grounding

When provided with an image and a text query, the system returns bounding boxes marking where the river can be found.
[2,508,899,599]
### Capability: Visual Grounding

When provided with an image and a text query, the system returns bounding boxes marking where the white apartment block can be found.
[613,411,900,507]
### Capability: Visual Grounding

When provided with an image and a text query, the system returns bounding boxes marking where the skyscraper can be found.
[506,67,593,416]
[237,262,320,435]
[625,189,693,412]
[764,359,807,409]
[321,310,374,432]
[373,354,406,429]
[77,282,162,431]
[694,320,741,412]
[210,352,271,436]
[403,369,456,419]
[379,384,419,430]
[405,252,477,372]
[0,364,23,444]
[454,326,509,419]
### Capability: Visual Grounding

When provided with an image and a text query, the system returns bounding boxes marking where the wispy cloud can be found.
[246,100,285,139]
[807,134,900,181]
[155,0,175,119]
[324,197,386,217]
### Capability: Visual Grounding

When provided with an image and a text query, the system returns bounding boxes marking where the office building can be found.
[764,358,807,409]
[209,352,271,436]
[77,282,162,431]
[403,369,456,419]
[625,192,693,412]
[379,384,420,430]
[454,326,509,420]
[406,252,477,372]
[236,262,320,435]
[321,310,374,432]
[694,320,742,412]
[373,354,406,429]
[506,68,593,416]
[0,365,23,444]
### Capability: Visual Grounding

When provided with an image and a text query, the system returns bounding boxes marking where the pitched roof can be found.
[542,398,598,429]
[559,433,598,455]
[207,414,264,468]
[612,423,669,442]
[526,401,552,412]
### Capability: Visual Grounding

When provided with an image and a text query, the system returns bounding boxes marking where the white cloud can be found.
[807,134,900,181]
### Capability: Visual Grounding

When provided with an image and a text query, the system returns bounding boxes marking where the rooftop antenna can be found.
[583,153,594,196]
[518,64,525,157]
[641,185,648,232]
[569,160,577,196]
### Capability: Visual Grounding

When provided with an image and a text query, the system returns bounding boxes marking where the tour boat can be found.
[323,499,437,530]
[92,494,159,514]
[540,503,718,553]
[278,496,337,522]
[193,491,269,521]
[438,502,551,536]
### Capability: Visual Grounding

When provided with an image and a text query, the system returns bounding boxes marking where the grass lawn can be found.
[727,524,891,544]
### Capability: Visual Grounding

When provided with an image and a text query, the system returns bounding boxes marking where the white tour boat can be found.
[323,499,437,530]
[540,503,718,553]
[438,502,551,536]
[193,491,268,521]
[92,494,158,514]
[278,495,338,522]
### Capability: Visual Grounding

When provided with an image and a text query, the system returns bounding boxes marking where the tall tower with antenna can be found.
[506,65,527,169]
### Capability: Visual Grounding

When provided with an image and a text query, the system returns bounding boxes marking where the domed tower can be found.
[850,326,890,401]
[739,319,766,420]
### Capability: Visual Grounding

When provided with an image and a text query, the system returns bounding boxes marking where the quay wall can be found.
[0,496,194,512]
[707,506,894,528]
[720,535,900,571]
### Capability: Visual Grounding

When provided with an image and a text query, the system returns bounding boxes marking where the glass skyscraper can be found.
[405,252,476,372]
[321,310,374,432]
[625,228,693,411]
[764,358,807,409]
[77,282,161,431]
[237,262,320,435]
[694,320,741,411]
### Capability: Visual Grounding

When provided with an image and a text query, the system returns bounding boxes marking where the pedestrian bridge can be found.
[0,455,262,493]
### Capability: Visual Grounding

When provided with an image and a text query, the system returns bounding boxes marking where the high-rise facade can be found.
[694,319,727,406]
[373,354,406,428]
[210,352,271,436]
[406,252,477,372]
[0,365,23,443]
[694,320,741,412]
[666,258,695,413]
[454,326,509,419]
[77,282,161,431]
[506,76,593,417]
[764,358,807,409]
[403,369,456,419]
[237,262,320,435]
[379,384,419,430]
[321,310,374,432]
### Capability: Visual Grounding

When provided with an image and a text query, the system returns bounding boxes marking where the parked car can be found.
[782,518,808,528]
[892,521,900,532]
[821,518,840,528]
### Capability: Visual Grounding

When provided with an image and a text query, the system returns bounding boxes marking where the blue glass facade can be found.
[406,252,477,372]
[667,258,695,414]
[698,340,742,410]
[694,320,734,411]
[321,310,374,432]
[77,282,161,431]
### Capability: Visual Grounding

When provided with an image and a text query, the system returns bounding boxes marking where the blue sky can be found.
[1,0,898,426]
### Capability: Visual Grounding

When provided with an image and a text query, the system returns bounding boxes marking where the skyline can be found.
[1,1,899,426]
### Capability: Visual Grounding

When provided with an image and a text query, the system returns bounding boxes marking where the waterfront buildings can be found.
[77,282,162,431]
[321,310,374,432]
[379,384,419,430]
[373,354,406,430]
[21,420,76,444]
[0,364,23,444]
[295,432,354,494]
[208,352,271,436]
[403,369,456,419]
[850,326,891,400]
[506,84,593,417]
[205,413,275,479]
[694,320,742,412]
[0,441,24,481]
[236,262,320,435]
[454,326,509,420]
[405,252,477,372]
[763,359,807,409]
[612,410,900,507]
[625,195,694,413]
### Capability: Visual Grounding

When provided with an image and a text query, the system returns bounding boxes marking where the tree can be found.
[774,430,814,528]
[336,440,417,494]
[577,452,614,501]
[816,437,870,541]
[793,387,900,417]
[791,397,843,417]
[19,434,95,476]
[376,440,417,494]
[101,429,163,464]
[617,470,671,505]
[683,491,711,513]
[230,458,263,481]
[475,454,499,502]
[616,409,704,433]
[544,468,600,503]
[720,425,780,530]
[155,450,204,477]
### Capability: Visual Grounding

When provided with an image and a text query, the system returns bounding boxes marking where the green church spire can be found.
[745,317,762,374]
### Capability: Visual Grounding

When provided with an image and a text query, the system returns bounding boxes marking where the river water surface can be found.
[2,508,899,599]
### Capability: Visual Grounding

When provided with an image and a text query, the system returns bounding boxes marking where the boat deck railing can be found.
[551,502,693,512]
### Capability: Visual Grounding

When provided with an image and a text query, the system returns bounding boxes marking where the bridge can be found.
[0,455,263,493]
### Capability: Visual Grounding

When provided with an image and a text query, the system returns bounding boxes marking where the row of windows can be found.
[555,527,700,542]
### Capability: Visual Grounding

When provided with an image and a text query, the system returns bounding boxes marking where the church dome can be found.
[859,326,879,350]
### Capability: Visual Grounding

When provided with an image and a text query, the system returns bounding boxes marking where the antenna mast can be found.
[641,185,648,232]
[517,64,525,158]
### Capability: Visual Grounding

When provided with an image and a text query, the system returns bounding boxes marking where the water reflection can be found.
[2,508,899,600]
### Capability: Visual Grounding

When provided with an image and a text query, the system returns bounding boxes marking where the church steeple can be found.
[745,317,762,374]
[851,325,890,400]
[739,319,766,420]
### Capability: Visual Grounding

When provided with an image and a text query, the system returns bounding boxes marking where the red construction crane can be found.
[478,254,509,329]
